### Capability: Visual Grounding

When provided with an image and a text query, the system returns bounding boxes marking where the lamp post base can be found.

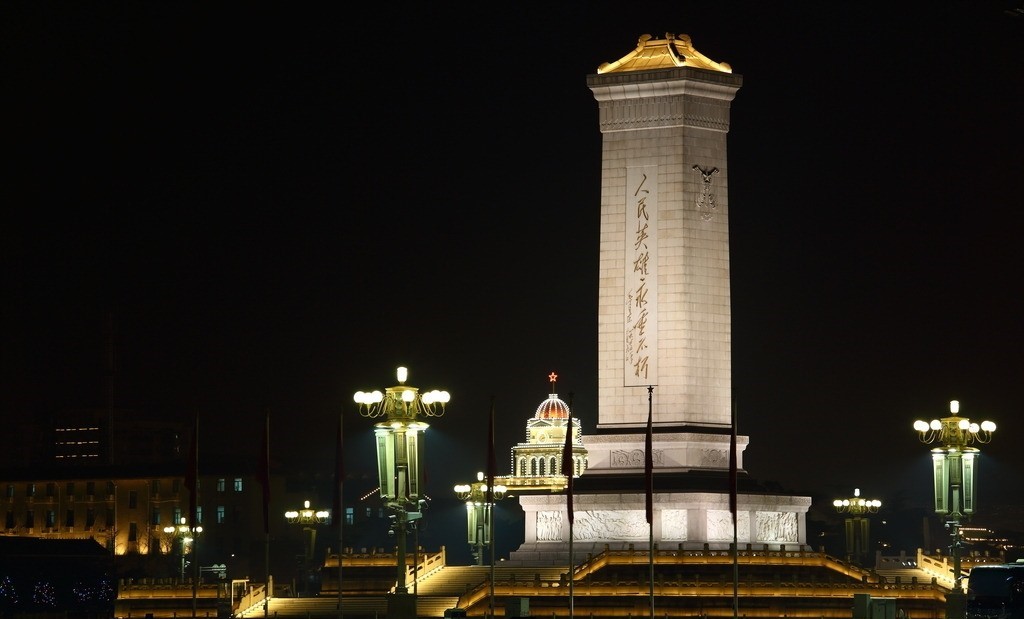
[945,591,966,619]
[387,592,417,619]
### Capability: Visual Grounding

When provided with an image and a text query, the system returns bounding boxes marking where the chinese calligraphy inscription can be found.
[624,166,659,387]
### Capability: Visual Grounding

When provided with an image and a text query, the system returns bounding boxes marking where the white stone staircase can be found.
[236,594,457,618]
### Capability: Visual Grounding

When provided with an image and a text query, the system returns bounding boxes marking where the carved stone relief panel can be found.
[699,448,728,468]
[536,511,563,541]
[706,509,750,543]
[692,164,719,222]
[661,509,688,541]
[756,511,798,543]
[572,510,648,541]
[610,449,663,467]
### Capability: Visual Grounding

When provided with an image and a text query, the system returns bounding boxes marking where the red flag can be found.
[729,404,738,524]
[185,414,199,526]
[486,399,496,505]
[562,407,574,525]
[332,416,344,529]
[645,387,654,525]
[258,412,271,535]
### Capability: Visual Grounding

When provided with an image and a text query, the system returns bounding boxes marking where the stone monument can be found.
[510,33,811,566]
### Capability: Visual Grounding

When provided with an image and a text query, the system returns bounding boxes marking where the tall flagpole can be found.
[731,402,739,619]
[193,416,199,619]
[562,390,575,619]
[193,519,199,619]
[260,412,271,619]
[486,398,497,619]
[645,386,654,619]
[335,415,345,619]
[185,413,199,619]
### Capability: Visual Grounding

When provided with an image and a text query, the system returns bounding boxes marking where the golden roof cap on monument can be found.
[597,33,732,75]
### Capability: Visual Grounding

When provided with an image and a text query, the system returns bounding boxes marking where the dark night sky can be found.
[3,2,1022,563]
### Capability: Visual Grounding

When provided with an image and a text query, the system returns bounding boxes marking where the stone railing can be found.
[407,545,447,587]
[458,545,943,611]
[233,581,268,616]
[916,548,1006,590]
[118,579,220,599]
[323,545,448,591]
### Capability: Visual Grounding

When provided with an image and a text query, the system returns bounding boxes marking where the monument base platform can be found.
[508,490,811,566]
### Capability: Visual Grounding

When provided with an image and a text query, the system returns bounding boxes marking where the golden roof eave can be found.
[597,33,732,75]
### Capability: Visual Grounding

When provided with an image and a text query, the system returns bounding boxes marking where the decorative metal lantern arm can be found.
[355,367,449,420]
[833,489,881,515]
[914,400,996,446]
[454,484,472,501]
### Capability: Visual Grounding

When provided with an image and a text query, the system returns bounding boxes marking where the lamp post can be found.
[832,488,881,567]
[163,517,202,581]
[284,500,331,597]
[914,399,995,599]
[454,472,507,565]
[355,366,448,619]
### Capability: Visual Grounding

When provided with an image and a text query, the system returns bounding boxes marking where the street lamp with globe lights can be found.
[914,399,995,595]
[284,500,331,597]
[454,472,507,566]
[163,517,202,581]
[832,488,881,566]
[354,366,448,619]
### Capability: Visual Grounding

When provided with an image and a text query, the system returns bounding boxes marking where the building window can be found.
[65,509,74,528]
[233,478,243,492]
[216,506,225,524]
[128,522,137,542]
[345,507,354,525]
[25,511,34,528]
[128,491,138,509]
[173,507,182,525]
[151,479,161,494]
[86,481,95,497]
[46,483,56,498]
[5,485,13,499]
[45,510,55,528]
[26,484,35,498]
[86,508,95,528]
[105,509,114,529]
[5,511,14,529]
[172,479,180,493]
[66,482,75,498]
[365,507,371,518]
[196,506,203,524]
[216,478,226,492]
[152,508,161,526]
[107,481,116,497]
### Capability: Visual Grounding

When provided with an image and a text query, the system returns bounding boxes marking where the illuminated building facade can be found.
[0,469,265,572]
[506,375,588,492]
[1,418,287,587]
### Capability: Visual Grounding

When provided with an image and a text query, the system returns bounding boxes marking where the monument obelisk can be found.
[511,33,809,566]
